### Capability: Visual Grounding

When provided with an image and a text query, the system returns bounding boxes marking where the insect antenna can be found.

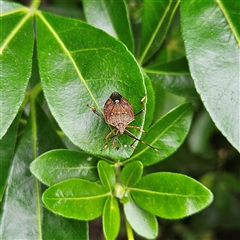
[124,129,166,156]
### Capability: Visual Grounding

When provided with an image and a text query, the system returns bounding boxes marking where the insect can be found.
[87,92,159,152]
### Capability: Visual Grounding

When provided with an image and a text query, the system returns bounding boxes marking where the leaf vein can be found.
[36,12,101,109]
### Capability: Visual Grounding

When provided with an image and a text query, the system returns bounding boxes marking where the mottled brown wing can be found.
[120,97,134,119]
[104,97,134,127]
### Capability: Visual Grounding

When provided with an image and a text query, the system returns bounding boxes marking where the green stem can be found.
[30,94,37,159]
[114,162,122,184]
[126,218,134,240]
[30,82,43,98]
[30,0,41,10]
[19,82,42,122]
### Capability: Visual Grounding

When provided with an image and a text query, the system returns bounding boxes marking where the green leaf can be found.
[142,70,155,130]
[30,149,99,186]
[42,209,88,240]
[129,103,194,166]
[146,9,185,66]
[121,161,143,187]
[0,2,34,138]
[0,113,20,201]
[0,103,75,239]
[181,0,240,152]
[82,0,134,53]
[138,0,180,65]
[36,11,146,159]
[145,58,198,98]
[43,178,108,220]
[103,196,120,240]
[98,160,116,191]
[218,0,240,45]
[130,172,213,219]
[124,197,158,239]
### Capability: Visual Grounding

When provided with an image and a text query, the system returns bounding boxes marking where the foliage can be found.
[0,0,239,239]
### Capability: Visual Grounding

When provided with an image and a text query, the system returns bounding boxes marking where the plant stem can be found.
[126,218,134,240]
[30,82,43,98]
[30,0,41,10]
[114,162,122,184]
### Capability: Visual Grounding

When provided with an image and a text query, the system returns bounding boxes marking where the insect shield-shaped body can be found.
[87,92,159,152]
[104,92,134,135]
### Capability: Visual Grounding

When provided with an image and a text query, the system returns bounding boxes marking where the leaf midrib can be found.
[217,0,240,46]
[138,1,172,65]
[129,104,192,160]
[36,11,101,111]
[45,192,109,201]
[130,188,209,198]
[0,8,30,54]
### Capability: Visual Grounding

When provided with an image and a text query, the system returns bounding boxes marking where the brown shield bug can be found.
[87,92,160,152]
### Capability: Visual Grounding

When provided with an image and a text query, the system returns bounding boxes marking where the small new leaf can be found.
[43,179,108,220]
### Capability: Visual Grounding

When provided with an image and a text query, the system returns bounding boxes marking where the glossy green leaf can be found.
[36,11,146,160]
[43,178,109,220]
[0,113,19,201]
[0,103,81,239]
[124,197,158,239]
[138,0,180,64]
[181,0,240,152]
[98,160,116,191]
[218,0,240,45]
[145,58,198,98]
[82,0,134,53]
[130,172,213,219]
[30,149,99,186]
[42,209,88,240]
[103,196,120,240]
[146,9,185,66]
[121,161,143,187]
[142,70,155,130]
[0,2,34,139]
[129,103,194,166]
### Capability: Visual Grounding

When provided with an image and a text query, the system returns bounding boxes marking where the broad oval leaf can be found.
[36,11,147,160]
[103,196,120,240]
[98,160,116,191]
[82,0,134,53]
[30,149,99,186]
[0,2,34,138]
[130,172,213,219]
[0,104,68,239]
[0,113,20,200]
[181,0,240,152]
[145,58,198,98]
[142,71,155,130]
[124,197,158,239]
[138,0,180,64]
[129,103,194,166]
[42,178,109,220]
[121,161,143,187]
[42,209,88,240]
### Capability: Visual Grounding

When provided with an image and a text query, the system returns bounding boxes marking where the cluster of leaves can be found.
[0,0,239,239]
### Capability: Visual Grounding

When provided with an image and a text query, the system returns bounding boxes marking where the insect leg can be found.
[127,125,146,133]
[111,130,120,149]
[134,96,146,117]
[130,139,137,149]
[124,129,159,152]
[101,128,117,151]
[87,104,104,118]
